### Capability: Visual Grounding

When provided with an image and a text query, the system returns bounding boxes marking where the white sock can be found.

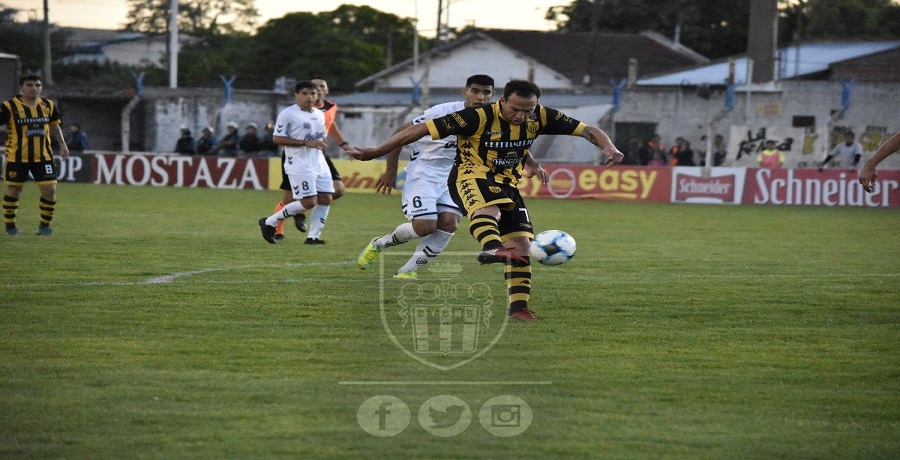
[374,222,419,250]
[266,201,306,226]
[307,204,330,239]
[398,230,454,273]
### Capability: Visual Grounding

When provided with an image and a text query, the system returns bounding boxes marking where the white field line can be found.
[3,263,897,289]
[4,261,357,288]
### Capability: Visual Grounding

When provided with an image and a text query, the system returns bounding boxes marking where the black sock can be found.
[3,195,19,229]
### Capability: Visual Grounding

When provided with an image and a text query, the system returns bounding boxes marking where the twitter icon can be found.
[419,395,472,437]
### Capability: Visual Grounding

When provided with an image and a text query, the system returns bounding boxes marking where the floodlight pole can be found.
[169,0,179,89]
[42,0,52,85]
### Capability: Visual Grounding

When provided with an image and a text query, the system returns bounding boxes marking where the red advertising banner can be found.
[743,168,900,207]
[91,154,270,189]
[517,165,672,202]
[46,153,900,208]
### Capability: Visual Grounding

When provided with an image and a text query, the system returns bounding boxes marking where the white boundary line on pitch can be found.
[3,261,358,288]
[5,265,898,289]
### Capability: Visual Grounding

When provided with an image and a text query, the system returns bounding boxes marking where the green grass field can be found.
[1,183,898,459]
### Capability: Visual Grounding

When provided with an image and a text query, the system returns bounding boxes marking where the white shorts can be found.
[400,174,462,220]
[288,172,335,199]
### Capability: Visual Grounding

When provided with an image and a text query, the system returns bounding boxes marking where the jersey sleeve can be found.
[0,100,10,124]
[541,106,587,136]
[425,105,480,140]
[48,100,61,127]
[274,110,291,137]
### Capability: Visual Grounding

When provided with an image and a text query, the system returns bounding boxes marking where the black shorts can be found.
[449,177,534,240]
[280,152,342,191]
[3,160,58,185]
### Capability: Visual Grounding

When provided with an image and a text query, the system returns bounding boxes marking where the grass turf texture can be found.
[1,183,897,458]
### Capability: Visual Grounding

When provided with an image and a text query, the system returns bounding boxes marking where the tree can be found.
[123,0,259,36]
[545,0,751,59]
[178,6,422,91]
[546,0,898,60]
[319,4,420,68]
[0,5,69,77]
[797,0,900,40]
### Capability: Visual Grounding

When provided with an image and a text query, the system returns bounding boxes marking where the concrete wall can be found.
[141,88,287,154]
[612,80,900,169]
[49,80,899,171]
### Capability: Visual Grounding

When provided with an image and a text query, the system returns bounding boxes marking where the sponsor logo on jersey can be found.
[491,157,521,168]
[483,139,533,150]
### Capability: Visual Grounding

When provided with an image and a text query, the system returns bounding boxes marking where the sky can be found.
[6,0,560,33]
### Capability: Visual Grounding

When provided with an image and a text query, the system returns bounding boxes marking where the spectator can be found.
[621,137,642,165]
[67,123,89,153]
[819,131,863,172]
[216,122,239,156]
[647,150,666,166]
[758,140,784,169]
[260,122,279,157]
[711,134,727,166]
[174,127,196,155]
[196,126,218,155]
[239,123,262,156]
[639,133,665,165]
[698,134,728,167]
[669,137,695,166]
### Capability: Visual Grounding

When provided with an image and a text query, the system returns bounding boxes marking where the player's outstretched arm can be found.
[581,126,623,166]
[347,123,429,161]
[859,133,900,193]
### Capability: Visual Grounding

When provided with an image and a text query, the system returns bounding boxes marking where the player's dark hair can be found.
[20,74,42,85]
[503,79,541,99]
[308,76,326,82]
[466,74,494,88]
[844,131,855,137]
[294,80,317,93]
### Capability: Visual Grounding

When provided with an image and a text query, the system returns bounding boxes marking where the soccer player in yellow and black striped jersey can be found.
[1,74,70,236]
[350,80,623,320]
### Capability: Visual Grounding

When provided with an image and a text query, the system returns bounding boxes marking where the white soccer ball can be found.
[529,230,576,266]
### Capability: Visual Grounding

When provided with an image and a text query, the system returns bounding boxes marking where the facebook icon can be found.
[376,401,392,430]
[357,395,410,437]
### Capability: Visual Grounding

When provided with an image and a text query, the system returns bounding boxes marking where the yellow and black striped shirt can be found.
[1,96,61,163]
[426,100,586,186]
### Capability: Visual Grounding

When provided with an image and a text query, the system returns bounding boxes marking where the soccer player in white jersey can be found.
[258,80,333,245]
[357,74,495,278]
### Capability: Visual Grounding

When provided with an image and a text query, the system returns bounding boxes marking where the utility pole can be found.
[169,0,178,89]
[42,0,52,85]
